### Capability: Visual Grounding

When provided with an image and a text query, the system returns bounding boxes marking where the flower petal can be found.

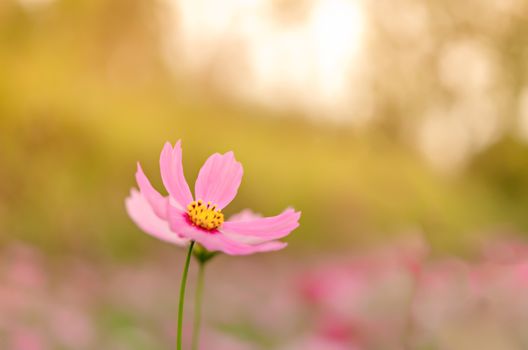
[135,163,167,219]
[228,209,261,222]
[194,152,243,209]
[222,208,301,240]
[222,209,267,244]
[125,189,188,246]
[239,240,288,253]
[222,229,288,248]
[160,141,193,210]
[168,206,284,255]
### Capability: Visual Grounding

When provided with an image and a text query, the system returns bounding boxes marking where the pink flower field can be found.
[3,237,528,349]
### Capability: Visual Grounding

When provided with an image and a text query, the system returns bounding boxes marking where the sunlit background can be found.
[2,0,528,348]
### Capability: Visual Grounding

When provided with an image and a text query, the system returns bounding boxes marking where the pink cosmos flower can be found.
[125,141,300,255]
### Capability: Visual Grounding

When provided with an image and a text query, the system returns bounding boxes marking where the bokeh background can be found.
[2,0,528,349]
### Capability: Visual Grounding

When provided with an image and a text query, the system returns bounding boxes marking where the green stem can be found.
[177,241,195,350]
[191,262,206,350]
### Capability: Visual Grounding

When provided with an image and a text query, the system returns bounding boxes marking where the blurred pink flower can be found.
[282,333,362,350]
[481,237,528,264]
[49,305,94,349]
[126,141,300,255]
[10,328,47,350]
[4,244,46,289]
[296,239,428,349]
[199,330,256,350]
[412,259,475,338]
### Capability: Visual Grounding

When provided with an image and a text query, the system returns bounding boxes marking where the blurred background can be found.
[2,0,528,349]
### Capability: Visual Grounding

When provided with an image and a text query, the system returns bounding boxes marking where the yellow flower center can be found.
[186,200,224,230]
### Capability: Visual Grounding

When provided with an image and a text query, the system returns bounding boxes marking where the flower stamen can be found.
[186,200,224,230]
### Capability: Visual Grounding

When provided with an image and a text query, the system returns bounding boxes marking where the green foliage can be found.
[1,0,528,258]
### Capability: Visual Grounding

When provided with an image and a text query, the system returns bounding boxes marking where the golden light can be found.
[161,0,366,121]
